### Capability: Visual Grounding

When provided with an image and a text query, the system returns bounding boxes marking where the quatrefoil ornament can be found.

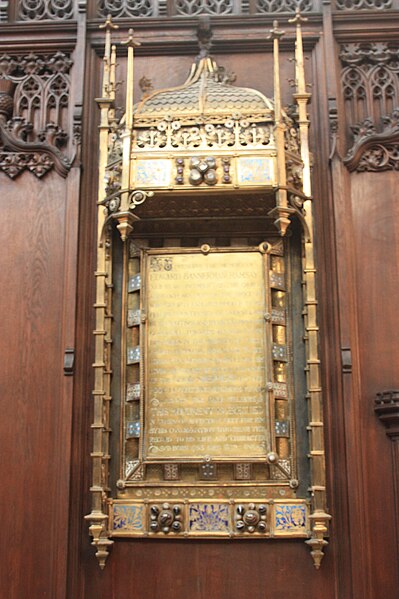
[189,156,218,186]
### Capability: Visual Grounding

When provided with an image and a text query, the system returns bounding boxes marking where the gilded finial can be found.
[99,14,118,99]
[288,7,308,25]
[99,13,119,31]
[269,20,285,40]
[121,28,141,49]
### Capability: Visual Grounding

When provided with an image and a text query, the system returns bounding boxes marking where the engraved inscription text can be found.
[145,251,270,460]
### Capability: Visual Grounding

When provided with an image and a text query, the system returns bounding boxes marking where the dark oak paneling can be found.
[350,171,399,598]
[81,539,335,599]
[0,172,73,599]
[1,9,399,599]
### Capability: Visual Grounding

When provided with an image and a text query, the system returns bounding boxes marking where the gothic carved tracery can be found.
[336,0,392,9]
[0,51,73,178]
[17,0,74,21]
[96,0,313,18]
[175,0,234,15]
[340,43,399,171]
[255,0,312,12]
[97,0,156,18]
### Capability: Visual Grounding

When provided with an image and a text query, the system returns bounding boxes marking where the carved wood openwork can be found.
[336,0,392,9]
[95,0,314,18]
[254,0,312,12]
[17,0,74,20]
[97,0,156,18]
[340,43,399,171]
[1,0,397,21]
[0,51,73,178]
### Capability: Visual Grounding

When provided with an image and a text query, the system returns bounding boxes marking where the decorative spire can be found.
[269,20,285,125]
[196,16,213,60]
[289,7,309,97]
[289,7,312,197]
[268,19,292,237]
[121,28,141,130]
[99,14,119,99]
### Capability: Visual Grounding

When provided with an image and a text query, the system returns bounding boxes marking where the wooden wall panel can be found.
[350,171,399,598]
[1,8,399,599]
[0,172,73,599]
[80,539,335,599]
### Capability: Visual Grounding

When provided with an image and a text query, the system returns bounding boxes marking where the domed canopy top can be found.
[134,57,274,124]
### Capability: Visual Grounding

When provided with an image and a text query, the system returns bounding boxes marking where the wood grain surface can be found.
[1,10,399,599]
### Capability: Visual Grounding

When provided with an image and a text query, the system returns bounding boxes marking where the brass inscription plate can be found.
[144,250,270,460]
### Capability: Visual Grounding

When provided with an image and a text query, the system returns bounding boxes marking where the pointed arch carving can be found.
[0,51,73,179]
[340,43,399,171]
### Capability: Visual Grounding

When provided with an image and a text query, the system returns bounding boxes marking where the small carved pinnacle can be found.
[139,75,154,98]
[269,20,285,40]
[288,7,308,25]
[99,14,119,31]
[196,16,213,59]
[121,28,141,49]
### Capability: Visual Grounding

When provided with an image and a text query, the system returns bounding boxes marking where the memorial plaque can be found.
[143,249,271,461]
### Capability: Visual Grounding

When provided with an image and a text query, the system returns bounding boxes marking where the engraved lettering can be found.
[145,252,270,459]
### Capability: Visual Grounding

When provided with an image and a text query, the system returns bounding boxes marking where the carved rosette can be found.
[0,151,54,178]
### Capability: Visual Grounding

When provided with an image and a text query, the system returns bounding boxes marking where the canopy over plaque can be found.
[134,56,274,120]
[100,16,308,241]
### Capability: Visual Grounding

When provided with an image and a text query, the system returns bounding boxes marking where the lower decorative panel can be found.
[109,499,309,539]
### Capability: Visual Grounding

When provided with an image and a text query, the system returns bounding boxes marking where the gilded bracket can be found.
[112,189,154,241]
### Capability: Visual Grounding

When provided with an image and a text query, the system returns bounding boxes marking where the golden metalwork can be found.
[143,248,270,461]
[134,56,273,122]
[289,7,331,568]
[87,11,329,570]
[85,15,118,569]
[268,20,292,236]
[108,498,310,540]
[119,242,298,528]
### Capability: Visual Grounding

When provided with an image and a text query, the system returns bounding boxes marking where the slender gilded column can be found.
[85,15,118,570]
[269,21,291,237]
[117,29,141,241]
[289,8,331,568]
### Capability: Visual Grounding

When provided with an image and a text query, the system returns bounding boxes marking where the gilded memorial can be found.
[86,13,330,570]
[145,249,270,461]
